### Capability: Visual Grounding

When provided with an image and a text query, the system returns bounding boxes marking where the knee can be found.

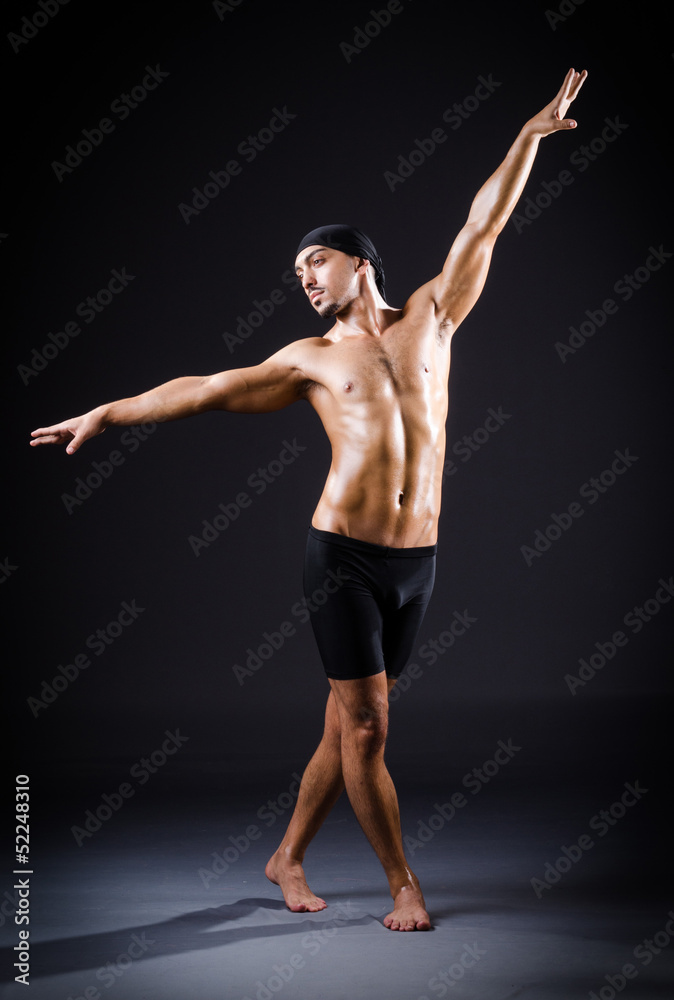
[344,704,388,758]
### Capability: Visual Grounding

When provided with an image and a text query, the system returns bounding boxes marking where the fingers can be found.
[564,67,588,103]
[571,68,588,101]
[560,66,577,99]
[29,424,75,448]
[65,434,84,455]
[551,67,575,111]
[552,68,587,125]
[29,434,55,447]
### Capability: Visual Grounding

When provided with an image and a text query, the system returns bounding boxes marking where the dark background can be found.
[3,0,672,876]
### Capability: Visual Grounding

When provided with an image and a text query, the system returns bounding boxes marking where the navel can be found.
[398,492,404,506]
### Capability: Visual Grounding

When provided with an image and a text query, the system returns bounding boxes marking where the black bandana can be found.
[295,224,385,296]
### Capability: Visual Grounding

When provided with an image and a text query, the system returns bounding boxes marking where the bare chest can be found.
[317,330,445,403]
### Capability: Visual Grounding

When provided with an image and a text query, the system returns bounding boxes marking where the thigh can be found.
[381,599,430,679]
[382,555,436,678]
[328,673,390,732]
[304,531,386,681]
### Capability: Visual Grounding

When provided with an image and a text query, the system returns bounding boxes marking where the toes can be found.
[384,911,431,931]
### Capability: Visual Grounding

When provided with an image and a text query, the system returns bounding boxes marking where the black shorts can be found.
[304,526,437,681]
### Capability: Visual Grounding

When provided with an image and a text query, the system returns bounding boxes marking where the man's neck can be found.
[329,290,398,341]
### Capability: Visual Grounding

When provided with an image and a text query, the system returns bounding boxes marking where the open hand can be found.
[526,67,588,137]
[30,408,106,455]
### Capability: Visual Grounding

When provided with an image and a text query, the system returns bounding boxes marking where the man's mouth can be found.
[310,289,324,303]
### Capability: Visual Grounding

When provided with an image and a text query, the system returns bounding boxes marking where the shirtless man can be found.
[31,69,587,931]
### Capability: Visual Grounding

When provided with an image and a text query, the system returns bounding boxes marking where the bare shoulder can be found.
[267,334,331,374]
[272,335,330,363]
[256,335,333,395]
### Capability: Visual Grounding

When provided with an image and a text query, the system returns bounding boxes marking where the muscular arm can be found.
[430,68,587,331]
[30,343,311,454]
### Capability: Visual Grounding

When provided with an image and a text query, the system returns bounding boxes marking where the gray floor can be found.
[2,765,671,1000]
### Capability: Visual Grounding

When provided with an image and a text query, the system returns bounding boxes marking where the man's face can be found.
[294,245,363,318]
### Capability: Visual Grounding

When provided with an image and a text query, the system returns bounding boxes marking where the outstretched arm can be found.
[430,68,587,330]
[30,343,310,454]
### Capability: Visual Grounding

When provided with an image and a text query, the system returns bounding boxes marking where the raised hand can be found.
[525,67,588,137]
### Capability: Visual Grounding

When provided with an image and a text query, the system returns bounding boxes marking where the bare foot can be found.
[265,852,327,912]
[383,884,432,931]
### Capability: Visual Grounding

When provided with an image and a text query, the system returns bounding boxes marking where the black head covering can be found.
[295,224,385,296]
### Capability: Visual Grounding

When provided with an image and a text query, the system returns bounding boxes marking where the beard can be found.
[316,299,342,319]
[315,287,354,319]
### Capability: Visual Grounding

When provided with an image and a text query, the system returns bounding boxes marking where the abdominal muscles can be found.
[312,389,446,548]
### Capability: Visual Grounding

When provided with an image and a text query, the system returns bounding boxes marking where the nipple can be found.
[344,381,354,392]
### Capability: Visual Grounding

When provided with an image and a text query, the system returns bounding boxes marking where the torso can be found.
[291,289,452,547]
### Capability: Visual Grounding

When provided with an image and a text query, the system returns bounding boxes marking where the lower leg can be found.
[266,692,344,911]
[332,675,431,930]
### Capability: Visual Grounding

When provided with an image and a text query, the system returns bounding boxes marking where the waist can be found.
[308,525,437,558]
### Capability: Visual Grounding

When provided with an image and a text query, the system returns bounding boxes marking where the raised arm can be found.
[429,68,587,331]
[30,342,312,455]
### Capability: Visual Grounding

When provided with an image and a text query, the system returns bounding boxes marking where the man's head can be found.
[294,224,385,318]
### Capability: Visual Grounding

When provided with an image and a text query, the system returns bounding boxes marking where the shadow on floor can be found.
[3,897,377,983]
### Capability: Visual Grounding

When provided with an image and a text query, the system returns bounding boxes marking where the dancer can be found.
[31,69,587,930]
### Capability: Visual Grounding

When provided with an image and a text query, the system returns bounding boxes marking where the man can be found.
[31,69,587,931]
